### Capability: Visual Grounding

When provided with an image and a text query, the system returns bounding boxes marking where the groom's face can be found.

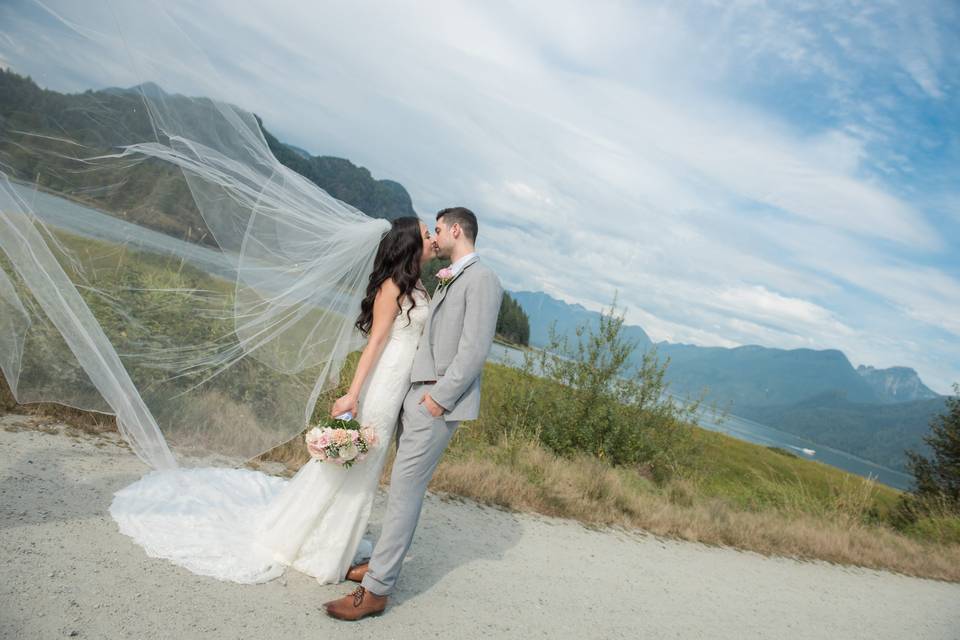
[433,218,455,259]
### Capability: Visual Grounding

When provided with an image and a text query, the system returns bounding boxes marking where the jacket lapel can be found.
[430,255,478,320]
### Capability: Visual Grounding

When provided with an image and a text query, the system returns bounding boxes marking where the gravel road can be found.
[2,413,958,639]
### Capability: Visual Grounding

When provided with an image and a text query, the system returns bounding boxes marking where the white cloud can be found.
[2,0,958,392]
[713,285,854,335]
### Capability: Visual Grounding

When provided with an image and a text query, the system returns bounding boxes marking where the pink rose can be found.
[437,267,454,280]
[307,440,327,460]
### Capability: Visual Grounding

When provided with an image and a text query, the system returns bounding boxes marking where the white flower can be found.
[338,441,359,461]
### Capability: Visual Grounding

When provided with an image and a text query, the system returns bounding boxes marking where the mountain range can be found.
[510,290,945,472]
[0,70,417,243]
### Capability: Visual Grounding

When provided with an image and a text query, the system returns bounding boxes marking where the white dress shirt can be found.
[448,251,477,277]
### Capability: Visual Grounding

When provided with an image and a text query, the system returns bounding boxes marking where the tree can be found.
[495,292,530,346]
[905,383,960,512]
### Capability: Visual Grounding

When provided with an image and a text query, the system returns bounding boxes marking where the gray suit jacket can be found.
[410,256,503,421]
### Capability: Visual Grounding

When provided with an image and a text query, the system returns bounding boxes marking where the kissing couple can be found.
[113,206,502,621]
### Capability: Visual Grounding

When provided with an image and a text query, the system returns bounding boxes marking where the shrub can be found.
[482,298,700,481]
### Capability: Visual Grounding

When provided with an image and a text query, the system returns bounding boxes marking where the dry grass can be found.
[252,420,960,582]
[4,373,959,583]
[1,379,118,436]
[430,435,960,583]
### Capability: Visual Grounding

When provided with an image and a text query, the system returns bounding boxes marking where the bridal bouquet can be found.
[305,416,379,469]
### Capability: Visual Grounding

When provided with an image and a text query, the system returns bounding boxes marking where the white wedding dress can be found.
[109,289,429,584]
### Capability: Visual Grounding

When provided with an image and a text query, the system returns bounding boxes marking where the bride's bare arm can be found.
[330,279,402,417]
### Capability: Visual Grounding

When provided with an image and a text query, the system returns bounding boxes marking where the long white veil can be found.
[0,1,392,470]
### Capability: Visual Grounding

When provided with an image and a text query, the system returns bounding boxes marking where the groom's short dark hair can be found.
[436,207,478,243]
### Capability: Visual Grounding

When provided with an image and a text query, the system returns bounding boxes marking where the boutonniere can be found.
[435,267,454,291]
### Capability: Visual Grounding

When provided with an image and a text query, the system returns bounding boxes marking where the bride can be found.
[0,1,439,589]
[108,217,435,585]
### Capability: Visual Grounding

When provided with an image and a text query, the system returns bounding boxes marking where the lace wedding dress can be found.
[109,289,430,584]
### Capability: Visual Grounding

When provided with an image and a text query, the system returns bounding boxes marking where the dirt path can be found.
[1,413,958,639]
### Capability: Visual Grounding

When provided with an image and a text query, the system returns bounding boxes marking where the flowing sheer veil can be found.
[0,1,392,470]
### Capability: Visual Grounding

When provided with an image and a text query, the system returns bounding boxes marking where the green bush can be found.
[903,514,960,546]
[480,298,700,481]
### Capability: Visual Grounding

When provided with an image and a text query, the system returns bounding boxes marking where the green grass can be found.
[688,427,901,518]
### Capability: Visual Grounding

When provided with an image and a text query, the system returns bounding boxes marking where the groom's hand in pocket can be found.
[419,393,445,417]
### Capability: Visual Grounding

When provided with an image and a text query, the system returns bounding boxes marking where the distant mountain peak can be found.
[509,290,652,350]
[286,144,312,160]
[258,124,417,221]
[856,364,939,402]
[101,82,170,99]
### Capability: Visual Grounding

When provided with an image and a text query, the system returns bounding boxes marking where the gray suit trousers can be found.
[361,382,458,595]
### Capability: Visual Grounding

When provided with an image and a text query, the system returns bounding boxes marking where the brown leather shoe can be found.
[345,562,369,583]
[323,586,387,621]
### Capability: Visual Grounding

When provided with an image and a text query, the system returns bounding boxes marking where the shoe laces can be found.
[351,586,366,608]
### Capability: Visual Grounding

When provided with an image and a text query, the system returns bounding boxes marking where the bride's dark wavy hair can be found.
[355,216,423,336]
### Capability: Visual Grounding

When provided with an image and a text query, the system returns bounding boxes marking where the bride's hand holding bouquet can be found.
[330,393,359,419]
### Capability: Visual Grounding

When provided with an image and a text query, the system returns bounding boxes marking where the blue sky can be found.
[1,0,959,392]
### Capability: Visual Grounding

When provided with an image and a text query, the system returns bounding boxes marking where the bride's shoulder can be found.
[376,277,401,297]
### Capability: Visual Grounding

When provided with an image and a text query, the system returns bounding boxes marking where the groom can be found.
[324,207,503,620]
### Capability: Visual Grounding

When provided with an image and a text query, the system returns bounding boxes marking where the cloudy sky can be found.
[2,0,959,392]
